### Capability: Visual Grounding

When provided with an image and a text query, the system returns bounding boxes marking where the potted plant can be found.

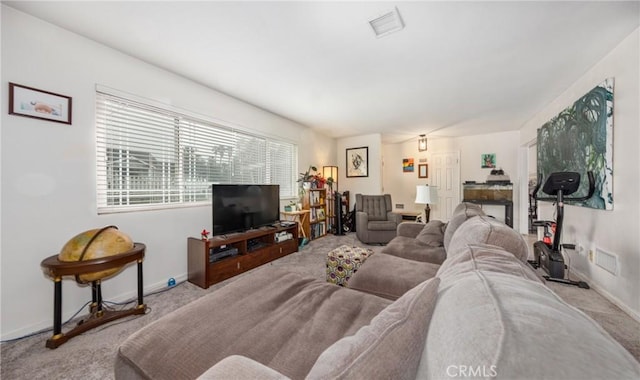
[298,165,317,187]
[326,176,335,192]
[312,173,326,189]
[284,200,297,212]
[297,165,317,202]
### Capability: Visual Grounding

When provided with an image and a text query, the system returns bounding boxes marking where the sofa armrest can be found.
[387,212,402,225]
[356,211,369,228]
[197,355,291,380]
[397,222,425,238]
[356,211,369,223]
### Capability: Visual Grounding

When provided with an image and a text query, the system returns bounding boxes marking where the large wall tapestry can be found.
[537,78,613,210]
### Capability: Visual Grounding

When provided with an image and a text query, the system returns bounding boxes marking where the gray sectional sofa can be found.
[348,202,489,299]
[115,203,640,379]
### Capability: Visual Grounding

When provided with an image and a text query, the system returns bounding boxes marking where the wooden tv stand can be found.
[187,224,298,289]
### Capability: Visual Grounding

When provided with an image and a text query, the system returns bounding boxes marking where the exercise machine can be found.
[528,171,595,289]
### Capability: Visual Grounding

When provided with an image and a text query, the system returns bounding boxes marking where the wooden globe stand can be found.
[40,243,146,349]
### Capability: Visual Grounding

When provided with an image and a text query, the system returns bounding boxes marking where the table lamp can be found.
[415,184,437,222]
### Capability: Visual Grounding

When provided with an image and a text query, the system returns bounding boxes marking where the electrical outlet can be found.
[588,250,594,262]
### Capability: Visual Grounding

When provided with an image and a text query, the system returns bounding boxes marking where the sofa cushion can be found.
[368,220,399,231]
[415,220,446,247]
[397,222,429,239]
[197,355,290,380]
[348,253,440,300]
[451,201,481,215]
[308,277,440,380]
[437,243,544,285]
[443,202,485,251]
[417,271,640,379]
[381,236,446,264]
[115,267,391,380]
[447,215,529,262]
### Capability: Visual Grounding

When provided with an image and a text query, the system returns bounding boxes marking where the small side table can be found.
[40,243,146,348]
[281,210,311,239]
[394,211,422,222]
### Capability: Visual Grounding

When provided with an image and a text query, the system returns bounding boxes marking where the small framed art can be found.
[481,153,496,168]
[418,164,428,178]
[403,158,414,173]
[8,82,72,124]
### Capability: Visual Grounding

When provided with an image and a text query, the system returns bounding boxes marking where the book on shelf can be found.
[311,191,321,205]
[311,221,326,239]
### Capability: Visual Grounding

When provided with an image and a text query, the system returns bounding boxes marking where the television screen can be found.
[212,184,280,236]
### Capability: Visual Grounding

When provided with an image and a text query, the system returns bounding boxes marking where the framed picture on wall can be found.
[418,164,428,178]
[403,158,414,172]
[8,83,72,124]
[346,146,368,177]
[481,153,496,168]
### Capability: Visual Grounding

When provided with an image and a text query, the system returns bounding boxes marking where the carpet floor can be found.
[1,233,638,379]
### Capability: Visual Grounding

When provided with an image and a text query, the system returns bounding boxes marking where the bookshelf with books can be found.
[302,187,327,240]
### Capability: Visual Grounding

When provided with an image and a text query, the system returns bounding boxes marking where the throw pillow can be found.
[307,277,440,380]
[415,220,446,247]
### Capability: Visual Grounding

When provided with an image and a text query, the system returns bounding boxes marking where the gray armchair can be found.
[355,194,402,244]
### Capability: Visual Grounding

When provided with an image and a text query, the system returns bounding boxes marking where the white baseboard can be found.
[570,268,640,324]
[1,273,189,342]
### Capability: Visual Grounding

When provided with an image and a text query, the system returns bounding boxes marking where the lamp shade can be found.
[323,166,338,191]
[415,185,437,204]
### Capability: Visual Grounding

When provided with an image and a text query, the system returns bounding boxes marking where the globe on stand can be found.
[58,226,134,283]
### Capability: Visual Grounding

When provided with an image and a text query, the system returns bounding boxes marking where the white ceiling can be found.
[5,1,639,143]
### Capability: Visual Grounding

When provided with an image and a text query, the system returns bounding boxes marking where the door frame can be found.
[518,138,537,234]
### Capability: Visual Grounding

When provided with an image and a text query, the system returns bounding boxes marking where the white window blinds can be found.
[96,91,297,214]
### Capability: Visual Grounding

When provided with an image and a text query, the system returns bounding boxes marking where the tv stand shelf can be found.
[188,225,298,289]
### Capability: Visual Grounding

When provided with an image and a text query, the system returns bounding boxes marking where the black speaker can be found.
[334,191,344,235]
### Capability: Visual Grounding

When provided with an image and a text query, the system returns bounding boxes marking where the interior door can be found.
[430,151,460,221]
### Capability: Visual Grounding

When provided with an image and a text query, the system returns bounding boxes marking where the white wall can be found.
[382,142,423,212]
[382,130,521,227]
[520,28,640,319]
[0,6,333,339]
[382,140,432,215]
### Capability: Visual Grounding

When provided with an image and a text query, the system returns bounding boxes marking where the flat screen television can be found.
[212,184,280,236]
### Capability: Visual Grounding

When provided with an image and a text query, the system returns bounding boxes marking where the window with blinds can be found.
[96,91,297,214]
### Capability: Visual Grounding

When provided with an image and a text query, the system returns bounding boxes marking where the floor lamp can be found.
[415,185,437,223]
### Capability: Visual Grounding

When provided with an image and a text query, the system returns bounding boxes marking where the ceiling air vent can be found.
[369,7,404,38]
